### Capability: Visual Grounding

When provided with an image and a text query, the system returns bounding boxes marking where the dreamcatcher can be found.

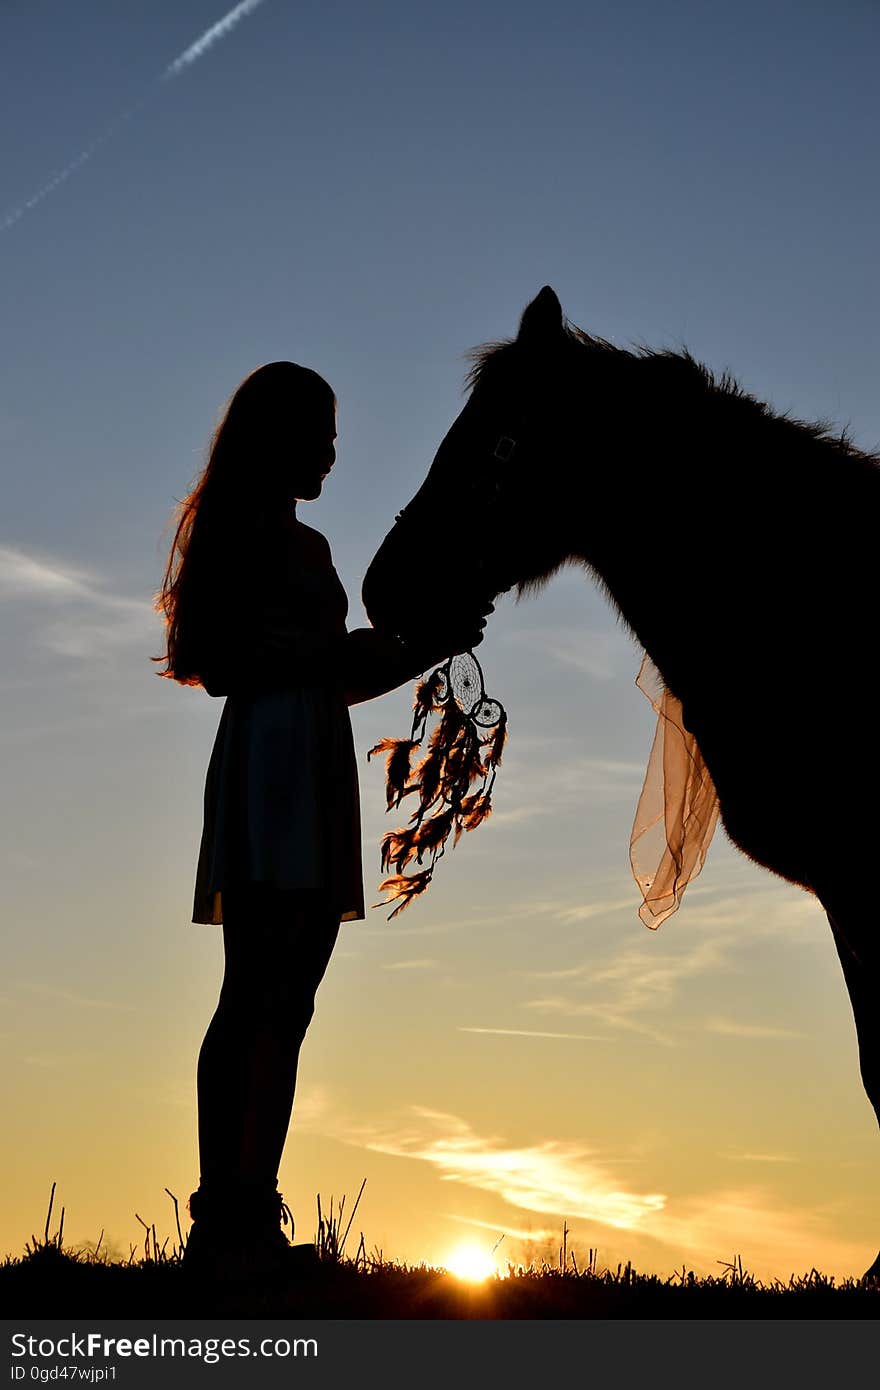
[366,649,508,919]
[366,410,525,919]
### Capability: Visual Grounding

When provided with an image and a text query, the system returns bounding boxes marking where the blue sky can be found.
[1,0,878,1277]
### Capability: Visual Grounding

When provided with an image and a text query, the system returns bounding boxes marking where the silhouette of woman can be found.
[153,362,487,1281]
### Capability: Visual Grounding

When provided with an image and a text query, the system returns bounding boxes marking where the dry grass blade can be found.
[44,1182,56,1247]
[134,1213,150,1261]
[339,1178,367,1256]
[165,1187,184,1258]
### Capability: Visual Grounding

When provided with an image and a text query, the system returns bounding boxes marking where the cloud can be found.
[500,624,634,682]
[282,1083,334,1131]
[0,544,157,659]
[575,935,730,1005]
[706,1018,804,1040]
[297,1096,870,1279]
[303,1102,667,1231]
[382,959,440,972]
[520,934,731,1044]
[488,804,544,828]
[0,547,93,600]
[13,981,140,1013]
[645,1188,868,1280]
[445,1212,559,1242]
[478,751,646,833]
[522,993,676,1045]
[458,1027,608,1042]
[680,887,825,941]
[721,1152,797,1164]
[357,897,582,940]
[508,753,646,810]
[512,875,828,1045]
[21,1049,98,1069]
[551,894,646,924]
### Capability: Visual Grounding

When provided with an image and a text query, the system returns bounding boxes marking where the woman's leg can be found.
[196,883,341,1191]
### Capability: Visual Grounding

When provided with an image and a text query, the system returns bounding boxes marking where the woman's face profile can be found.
[288,397,337,502]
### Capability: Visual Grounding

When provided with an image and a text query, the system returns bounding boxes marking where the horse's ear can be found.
[517,285,564,342]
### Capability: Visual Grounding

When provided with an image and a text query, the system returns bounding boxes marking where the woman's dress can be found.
[191,517,365,926]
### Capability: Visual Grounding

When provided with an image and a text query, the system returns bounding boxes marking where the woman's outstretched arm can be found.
[341,628,433,706]
[200,619,487,703]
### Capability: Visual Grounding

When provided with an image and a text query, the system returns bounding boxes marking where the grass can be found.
[2,1181,878,1318]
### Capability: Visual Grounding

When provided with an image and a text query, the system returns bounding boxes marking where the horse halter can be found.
[393,403,530,522]
[477,406,530,502]
[492,430,518,462]
[475,411,531,591]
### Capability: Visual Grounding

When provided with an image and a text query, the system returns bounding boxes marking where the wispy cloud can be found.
[2,1,271,233]
[358,898,580,940]
[297,1094,869,1279]
[551,894,646,925]
[721,1152,797,1164]
[673,885,823,936]
[500,624,634,682]
[13,981,140,1013]
[286,1083,334,1131]
[459,1027,608,1042]
[21,1050,98,1070]
[303,1103,667,1230]
[521,934,731,1045]
[512,874,828,1046]
[382,959,440,972]
[481,751,646,833]
[522,994,677,1045]
[706,1017,804,1040]
[0,544,156,659]
[0,547,94,600]
[645,1188,867,1280]
[445,1212,559,1242]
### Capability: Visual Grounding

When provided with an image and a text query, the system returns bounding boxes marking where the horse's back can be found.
[681,608,880,890]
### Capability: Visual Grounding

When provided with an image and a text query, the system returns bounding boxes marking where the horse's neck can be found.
[571,400,721,700]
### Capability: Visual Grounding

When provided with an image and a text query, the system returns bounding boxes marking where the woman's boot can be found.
[182,1176,319,1284]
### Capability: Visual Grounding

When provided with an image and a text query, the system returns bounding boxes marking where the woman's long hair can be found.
[152,361,336,686]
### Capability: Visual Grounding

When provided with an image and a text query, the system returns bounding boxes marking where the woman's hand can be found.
[343,601,495,707]
[402,603,495,672]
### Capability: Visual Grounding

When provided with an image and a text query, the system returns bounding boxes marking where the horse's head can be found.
[362,286,583,642]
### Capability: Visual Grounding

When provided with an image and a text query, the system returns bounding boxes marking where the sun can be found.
[444,1243,497,1282]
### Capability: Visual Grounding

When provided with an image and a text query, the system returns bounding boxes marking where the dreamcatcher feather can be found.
[366,651,508,919]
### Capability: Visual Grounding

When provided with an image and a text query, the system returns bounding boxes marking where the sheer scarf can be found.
[629,652,721,928]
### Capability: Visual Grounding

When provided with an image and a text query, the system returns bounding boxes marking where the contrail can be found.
[162,0,267,81]
[0,100,149,234]
[1,0,271,235]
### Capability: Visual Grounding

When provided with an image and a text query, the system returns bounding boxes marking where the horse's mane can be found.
[463,319,878,466]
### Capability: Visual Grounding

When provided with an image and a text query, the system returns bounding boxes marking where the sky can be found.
[1,0,879,1283]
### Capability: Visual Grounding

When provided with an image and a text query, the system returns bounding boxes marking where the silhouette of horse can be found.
[362,286,880,1278]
